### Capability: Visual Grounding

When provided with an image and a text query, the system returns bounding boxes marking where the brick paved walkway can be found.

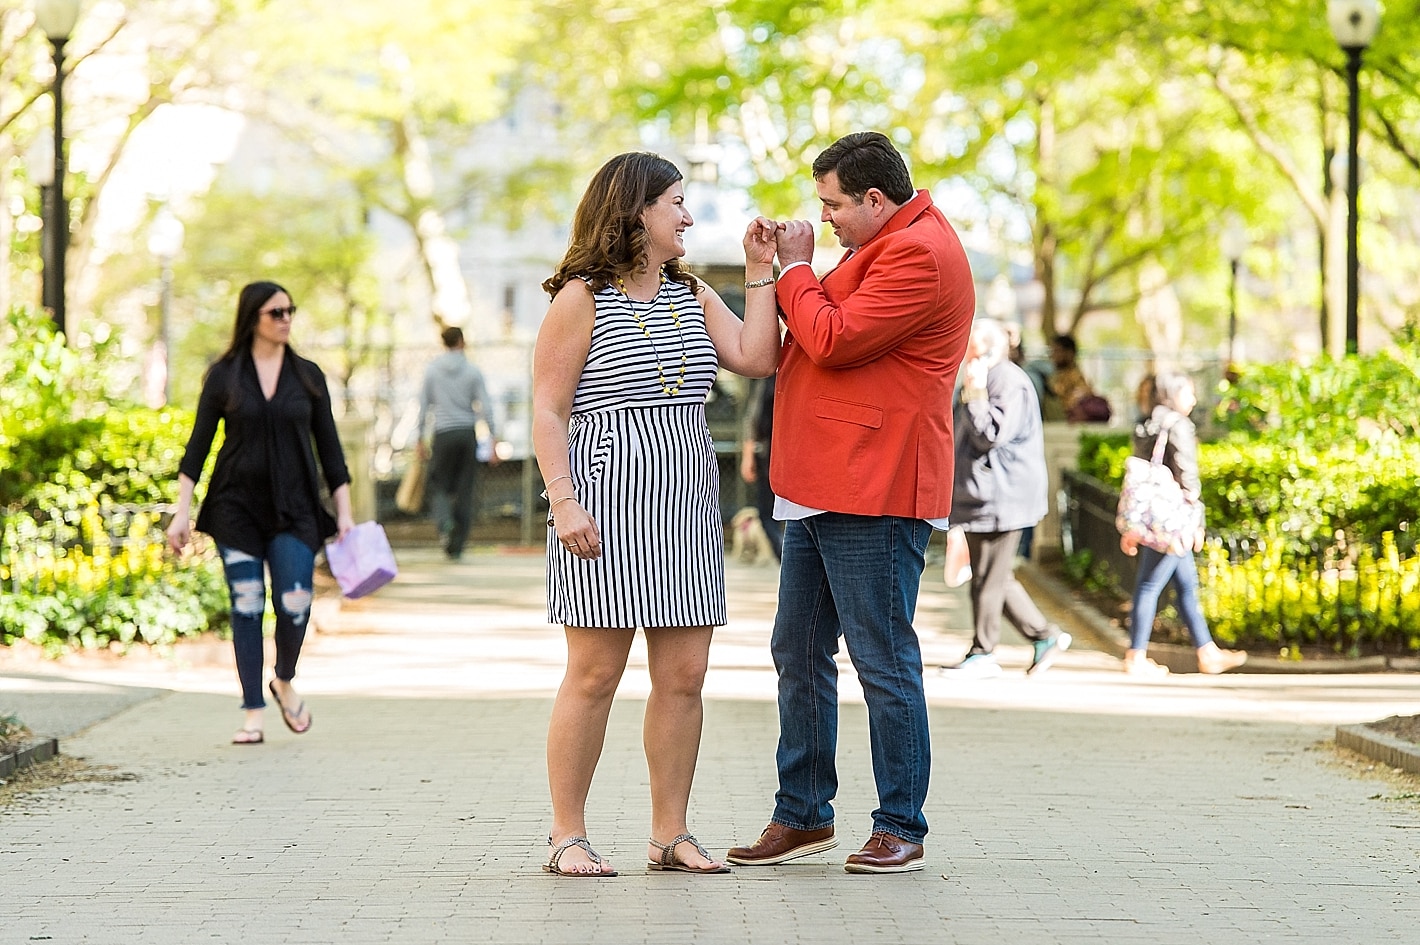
[3,547,1419,944]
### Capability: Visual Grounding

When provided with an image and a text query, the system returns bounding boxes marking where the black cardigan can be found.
[178,350,350,555]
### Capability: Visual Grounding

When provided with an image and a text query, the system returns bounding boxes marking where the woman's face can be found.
[1174,381,1197,415]
[639,182,692,264]
[253,291,294,347]
[1170,380,1192,414]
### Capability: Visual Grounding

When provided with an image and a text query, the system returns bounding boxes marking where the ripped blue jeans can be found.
[217,534,316,710]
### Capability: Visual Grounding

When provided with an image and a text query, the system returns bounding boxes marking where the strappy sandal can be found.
[543,835,617,877]
[648,833,732,874]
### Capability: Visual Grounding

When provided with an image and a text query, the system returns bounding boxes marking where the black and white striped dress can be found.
[547,274,726,629]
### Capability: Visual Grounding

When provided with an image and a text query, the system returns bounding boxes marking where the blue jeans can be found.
[218,534,317,710]
[1129,546,1213,650]
[770,513,933,843]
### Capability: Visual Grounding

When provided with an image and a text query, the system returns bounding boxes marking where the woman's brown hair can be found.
[542,152,700,298]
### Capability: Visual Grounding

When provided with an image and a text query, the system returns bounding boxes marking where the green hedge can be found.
[1076,349,1420,655]
[1,307,227,653]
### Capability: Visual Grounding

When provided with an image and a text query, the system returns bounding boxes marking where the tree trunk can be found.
[1323,152,1348,358]
[394,116,471,331]
[1032,88,1059,342]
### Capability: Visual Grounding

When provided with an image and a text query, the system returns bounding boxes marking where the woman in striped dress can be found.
[533,152,781,876]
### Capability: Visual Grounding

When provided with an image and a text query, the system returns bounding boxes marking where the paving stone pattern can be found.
[3,548,1419,945]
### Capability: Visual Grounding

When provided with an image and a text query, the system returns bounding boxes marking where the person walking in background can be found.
[166,281,354,745]
[532,152,780,877]
[738,375,781,561]
[940,318,1070,680]
[417,326,497,562]
[726,131,974,875]
[1121,371,1247,677]
[1043,334,1110,422]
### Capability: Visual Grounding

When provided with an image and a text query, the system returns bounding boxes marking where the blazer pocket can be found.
[814,396,883,429]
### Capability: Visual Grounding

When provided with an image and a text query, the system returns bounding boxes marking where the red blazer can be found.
[770,190,974,519]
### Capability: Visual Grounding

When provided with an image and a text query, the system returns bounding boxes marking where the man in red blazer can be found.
[727,132,975,874]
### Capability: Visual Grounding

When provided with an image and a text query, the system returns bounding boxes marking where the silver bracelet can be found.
[545,494,578,528]
[539,475,572,499]
[744,277,775,289]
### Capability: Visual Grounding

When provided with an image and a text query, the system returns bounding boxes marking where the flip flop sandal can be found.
[543,835,617,877]
[268,680,312,734]
[648,833,732,874]
[232,728,264,745]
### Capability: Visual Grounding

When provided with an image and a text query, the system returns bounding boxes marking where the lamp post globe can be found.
[1327,0,1380,357]
[31,0,83,342]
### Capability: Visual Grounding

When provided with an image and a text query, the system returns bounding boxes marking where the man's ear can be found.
[865,188,887,214]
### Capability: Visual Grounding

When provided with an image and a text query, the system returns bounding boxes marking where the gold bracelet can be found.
[744,277,775,289]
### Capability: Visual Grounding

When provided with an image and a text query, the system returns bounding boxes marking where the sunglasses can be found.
[261,306,298,320]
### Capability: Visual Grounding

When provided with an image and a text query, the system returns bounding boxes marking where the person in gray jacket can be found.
[418,327,496,561]
[941,319,1070,678]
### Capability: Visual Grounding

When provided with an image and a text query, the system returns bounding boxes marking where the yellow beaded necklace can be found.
[616,270,688,397]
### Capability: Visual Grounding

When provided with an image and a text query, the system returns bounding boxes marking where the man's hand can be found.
[959,355,994,395]
[775,220,816,267]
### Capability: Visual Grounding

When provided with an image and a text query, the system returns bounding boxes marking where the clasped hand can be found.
[743,217,815,268]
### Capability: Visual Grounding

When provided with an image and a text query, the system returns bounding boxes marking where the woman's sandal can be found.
[543,835,617,877]
[268,680,312,734]
[231,728,264,745]
[647,834,732,874]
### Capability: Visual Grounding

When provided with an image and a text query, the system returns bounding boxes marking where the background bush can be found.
[1072,346,1420,655]
[0,308,226,653]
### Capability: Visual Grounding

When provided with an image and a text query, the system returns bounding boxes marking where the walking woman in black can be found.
[167,281,354,744]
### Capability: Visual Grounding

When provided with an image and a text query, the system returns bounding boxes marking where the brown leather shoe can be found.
[725,823,837,866]
[843,831,924,873]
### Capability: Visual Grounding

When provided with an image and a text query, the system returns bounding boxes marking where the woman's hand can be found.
[1193,525,1205,553]
[336,512,356,541]
[743,217,781,267]
[166,512,191,554]
[1120,532,1140,557]
[554,501,602,560]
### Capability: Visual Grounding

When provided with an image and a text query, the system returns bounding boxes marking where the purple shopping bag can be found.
[326,521,398,598]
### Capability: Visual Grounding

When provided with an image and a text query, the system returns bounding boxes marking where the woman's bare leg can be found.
[545,626,633,873]
[642,626,724,870]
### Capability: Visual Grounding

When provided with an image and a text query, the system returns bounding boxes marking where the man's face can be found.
[815,171,886,251]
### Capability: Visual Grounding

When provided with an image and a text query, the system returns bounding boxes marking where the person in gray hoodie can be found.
[941,318,1069,678]
[418,327,496,561]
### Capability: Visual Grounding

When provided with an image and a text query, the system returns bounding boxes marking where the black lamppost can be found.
[1328,0,1380,357]
[32,0,83,341]
[1219,213,1247,371]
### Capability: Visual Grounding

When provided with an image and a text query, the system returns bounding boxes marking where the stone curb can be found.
[0,737,59,780]
[1336,723,1420,777]
[1017,561,1415,675]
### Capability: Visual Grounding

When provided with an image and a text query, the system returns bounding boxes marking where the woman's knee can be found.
[563,663,624,701]
[275,583,313,625]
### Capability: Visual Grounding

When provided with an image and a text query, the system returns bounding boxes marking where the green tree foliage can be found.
[153,184,382,412]
[526,0,1420,355]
